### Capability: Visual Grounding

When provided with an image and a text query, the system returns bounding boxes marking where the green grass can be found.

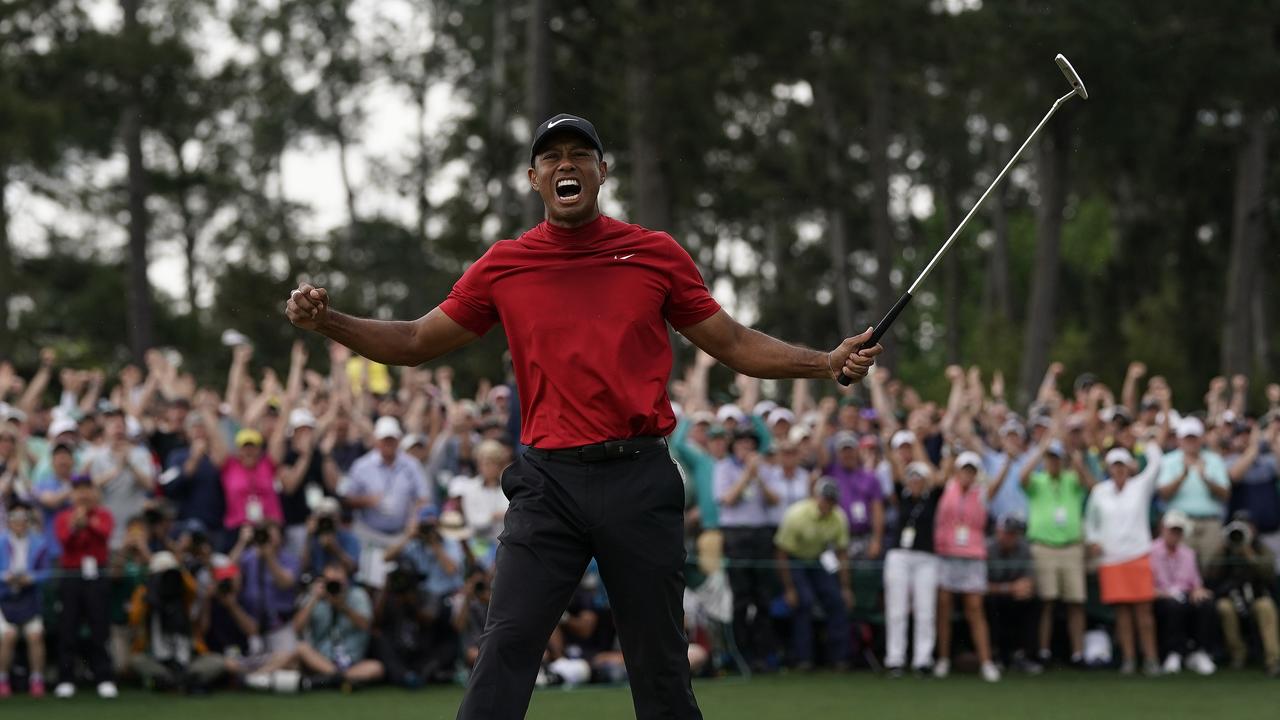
[5,670,1276,719]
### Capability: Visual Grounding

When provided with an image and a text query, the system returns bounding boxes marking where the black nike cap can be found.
[530,113,604,166]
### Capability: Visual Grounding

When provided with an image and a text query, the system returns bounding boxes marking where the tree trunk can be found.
[814,70,855,340]
[986,143,1013,321]
[415,75,430,250]
[1017,120,1069,406]
[624,1,671,229]
[335,126,360,237]
[121,0,154,360]
[868,41,895,370]
[522,0,551,228]
[1220,114,1267,377]
[0,166,11,347]
[487,0,513,236]
[944,191,962,365]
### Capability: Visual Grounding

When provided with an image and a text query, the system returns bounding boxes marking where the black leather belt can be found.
[527,436,667,463]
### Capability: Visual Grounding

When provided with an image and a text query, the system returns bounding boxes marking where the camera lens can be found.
[324,579,343,596]
[1229,529,1245,544]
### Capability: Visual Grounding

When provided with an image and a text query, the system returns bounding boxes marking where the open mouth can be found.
[555,177,582,202]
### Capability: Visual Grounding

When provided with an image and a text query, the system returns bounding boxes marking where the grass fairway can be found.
[5,670,1274,719]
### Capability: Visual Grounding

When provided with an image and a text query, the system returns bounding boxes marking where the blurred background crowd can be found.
[1,342,1277,700]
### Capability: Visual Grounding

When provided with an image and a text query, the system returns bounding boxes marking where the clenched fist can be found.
[286,283,330,331]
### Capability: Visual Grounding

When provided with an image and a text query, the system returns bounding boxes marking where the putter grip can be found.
[836,291,913,386]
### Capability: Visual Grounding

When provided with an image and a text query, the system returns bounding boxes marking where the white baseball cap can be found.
[1105,447,1137,469]
[716,405,747,424]
[752,400,778,418]
[1176,417,1205,439]
[905,461,933,480]
[288,407,317,432]
[148,551,180,575]
[48,417,79,439]
[956,451,983,471]
[690,410,715,426]
[1162,509,1191,533]
[767,408,796,428]
[399,433,429,452]
[314,496,341,517]
[373,416,404,440]
[890,430,917,449]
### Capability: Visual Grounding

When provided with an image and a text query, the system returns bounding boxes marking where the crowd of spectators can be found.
[0,342,1278,700]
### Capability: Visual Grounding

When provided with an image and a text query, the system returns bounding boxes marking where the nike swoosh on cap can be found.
[547,118,575,128]
[614,253,636,260]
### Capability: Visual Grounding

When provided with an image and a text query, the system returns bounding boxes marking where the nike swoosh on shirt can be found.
[547,118,575,128]
[614,253,636,260]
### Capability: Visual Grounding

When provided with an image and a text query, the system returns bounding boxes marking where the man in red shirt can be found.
[287,113,881,719]
[52,474,117,699]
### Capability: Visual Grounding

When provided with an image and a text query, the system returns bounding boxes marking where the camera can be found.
[1225,521,1253,547]
[316,516,336,534]
[418,524,441,542]
[216,578,235,595]
[252,526,270,546]
[144,507,164,526]
[324,579,343,596]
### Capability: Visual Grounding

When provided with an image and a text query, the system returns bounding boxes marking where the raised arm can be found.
[287,283,479,367]
[678,310,881,383]
[1121,361,1145,415]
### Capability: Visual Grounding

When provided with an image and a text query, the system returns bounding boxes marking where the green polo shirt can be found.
[1025,470,1086,546]
[774,499,850,561]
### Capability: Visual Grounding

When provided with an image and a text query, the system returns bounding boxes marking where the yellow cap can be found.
[235,428,264,447]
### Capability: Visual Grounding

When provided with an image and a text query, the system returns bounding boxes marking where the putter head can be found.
[1055,54,1088,100]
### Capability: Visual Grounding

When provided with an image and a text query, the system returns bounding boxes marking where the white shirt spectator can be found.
[461,481,508,543]
[1084,445,1164,565]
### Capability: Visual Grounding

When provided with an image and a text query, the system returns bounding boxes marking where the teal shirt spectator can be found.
[670,418,719,530]
[308,584,373,668]
[1158,449,1229,518]
[748,413,773,455]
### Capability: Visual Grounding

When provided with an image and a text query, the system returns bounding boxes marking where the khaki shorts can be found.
[1030,543,1086,603]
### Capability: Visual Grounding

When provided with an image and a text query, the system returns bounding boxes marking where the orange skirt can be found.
[1099,554,1155,604]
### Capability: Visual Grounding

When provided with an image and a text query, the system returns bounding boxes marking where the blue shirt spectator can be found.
[342,419,431,536]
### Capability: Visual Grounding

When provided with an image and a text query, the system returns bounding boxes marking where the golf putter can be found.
[838,53,1088,385]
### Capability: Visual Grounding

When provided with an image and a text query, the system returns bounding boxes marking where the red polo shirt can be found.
[54,505,114,570]
[439,215,720,449]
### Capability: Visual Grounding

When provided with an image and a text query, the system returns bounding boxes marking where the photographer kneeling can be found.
[379,506,466,683]
[299,497,360,579]
[248,560,383,691]
[126,551,226,691]
[371,563,461,687]
[1207,511,1279,676]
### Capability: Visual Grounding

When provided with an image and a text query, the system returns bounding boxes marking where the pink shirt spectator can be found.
[1149,539,1202,595]
[221,456,283,529]
[934,479,987,560]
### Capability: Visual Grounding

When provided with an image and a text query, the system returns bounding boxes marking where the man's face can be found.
[837,445,858,469]
[817,496,835,517]
[292,426,314,449]
[1003,432,1025,454]
[72,484,97,507]
[838,406,858,430]
[378,436,399,461]
[103,415,125,440]
[1045,453,1063,475]
[1162,526,1183,547]
[957,465,978,487]
[778,445,801,471]
[731,438,756,461]
[996,527,1019,550]
[708,436,729,458]
[166,403,189,430]
[528,134,606,227]
[1180,434,1202,456]
[53,450,74,476]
